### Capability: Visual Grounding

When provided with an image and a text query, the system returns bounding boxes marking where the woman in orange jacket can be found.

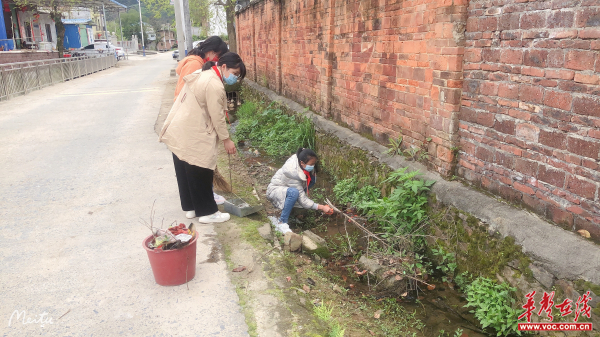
[174,36,229,99]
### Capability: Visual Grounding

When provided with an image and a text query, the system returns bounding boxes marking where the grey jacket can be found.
[266,154,318,210]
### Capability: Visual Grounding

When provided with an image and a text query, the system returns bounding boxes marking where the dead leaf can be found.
[369,330,376,335]
[303,285,311,293]
[296,268,303,273]
[349,284,355,289]
[427,284,436,290]
[232,266,246,272]
[578,229,591,238]
[342,275,347,282]
[286,276,291,282]
[356,269,367,276]
[401,292,408,297]
[382,270,394,278]
[374,309,383,319]
[395,275,403,281]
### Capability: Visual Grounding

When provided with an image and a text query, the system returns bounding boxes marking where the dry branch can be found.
[325,198,389,249]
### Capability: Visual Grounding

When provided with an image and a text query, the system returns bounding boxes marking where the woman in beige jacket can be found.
[159,52,246,223]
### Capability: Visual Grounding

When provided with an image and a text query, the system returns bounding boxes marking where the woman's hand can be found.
[223,139,237,154]
[318,204,334,215]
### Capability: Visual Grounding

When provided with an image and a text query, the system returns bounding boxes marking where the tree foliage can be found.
[141,0,174,20]
[114,9,151,43]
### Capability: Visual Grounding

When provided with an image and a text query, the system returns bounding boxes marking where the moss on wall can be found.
[315,132,390,186]
[428,203,533,282]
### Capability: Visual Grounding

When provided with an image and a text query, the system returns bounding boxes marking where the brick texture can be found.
[237,0,468,177]
[237,0,600,237]
[460,0,600,236]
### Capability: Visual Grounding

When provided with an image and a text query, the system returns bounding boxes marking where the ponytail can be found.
[190,36,229,58]
[296,148,318,166]
[202,61,215,71]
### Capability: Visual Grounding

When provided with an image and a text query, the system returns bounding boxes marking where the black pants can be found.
[172,153,218,217]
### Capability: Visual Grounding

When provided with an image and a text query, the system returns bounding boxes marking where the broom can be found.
[213,166,231,192]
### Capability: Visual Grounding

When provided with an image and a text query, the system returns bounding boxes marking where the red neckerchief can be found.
[302,169,311,197]
[212,65,221,79]
[212,65,230,123]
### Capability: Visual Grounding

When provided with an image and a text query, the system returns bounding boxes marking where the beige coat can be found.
[159,68,229,170]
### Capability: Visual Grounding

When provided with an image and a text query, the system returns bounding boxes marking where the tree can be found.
[214,0,235,52]
[189,0,212,34]
[141,0,174,20]
[14,0,85,57]
[118,9,152,45]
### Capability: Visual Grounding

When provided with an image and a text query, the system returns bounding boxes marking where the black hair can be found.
[202,52,247,80]
[296,148,318,166]
[189,36,229,58]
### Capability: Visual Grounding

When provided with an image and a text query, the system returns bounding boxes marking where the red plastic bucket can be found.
[143,234,197,286]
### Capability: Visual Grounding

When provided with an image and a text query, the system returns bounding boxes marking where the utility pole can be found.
[118,10,123,44]
[173,0,185,61]
[182,0,193,53]
[102,4,108,43]
[138,0,145,56]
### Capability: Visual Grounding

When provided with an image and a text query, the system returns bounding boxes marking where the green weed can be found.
[314,301,346,337]
[332,177,381,207]
[314,301,334,321]
[359,168,434,239]
[464,277,521,336]
[235,102,315,156]
[386,134,403,155]
[431,247,457,283]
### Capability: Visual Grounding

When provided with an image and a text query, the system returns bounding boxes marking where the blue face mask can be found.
[224,73,238,85]
[304,165,314,172]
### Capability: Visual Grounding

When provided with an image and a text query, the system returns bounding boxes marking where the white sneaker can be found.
[214,193,226,205]
[269,216,292,234]
[185,210,196,219]
[198,211,230,223]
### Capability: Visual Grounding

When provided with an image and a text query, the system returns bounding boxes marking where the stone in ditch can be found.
[303,230,327,247]
[257,223,272,240]
[284,232,302,252]
[301,233,331,258]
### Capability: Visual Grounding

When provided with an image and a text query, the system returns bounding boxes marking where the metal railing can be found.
[0,54,117,101]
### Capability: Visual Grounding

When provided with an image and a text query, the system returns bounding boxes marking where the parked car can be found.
[193,40,204,49]
[172,50,179,60]
[115,47,125,60]
[72,41,117,58]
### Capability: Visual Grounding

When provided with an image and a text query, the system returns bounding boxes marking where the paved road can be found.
[0,53,248,336]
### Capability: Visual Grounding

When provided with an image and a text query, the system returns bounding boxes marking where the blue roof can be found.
[109,0,127,8]
[62,18,92,24]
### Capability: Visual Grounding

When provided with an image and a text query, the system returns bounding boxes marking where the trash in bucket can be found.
[143,223,197,286]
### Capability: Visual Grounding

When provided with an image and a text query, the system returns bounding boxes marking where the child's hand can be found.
[319,205,334,215]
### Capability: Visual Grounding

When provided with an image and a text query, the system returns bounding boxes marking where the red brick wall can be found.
[237,0,468,177]
[459,0,600,235]
[236,0,600,236]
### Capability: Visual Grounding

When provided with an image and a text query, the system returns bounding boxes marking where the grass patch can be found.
[235,101,315,156]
